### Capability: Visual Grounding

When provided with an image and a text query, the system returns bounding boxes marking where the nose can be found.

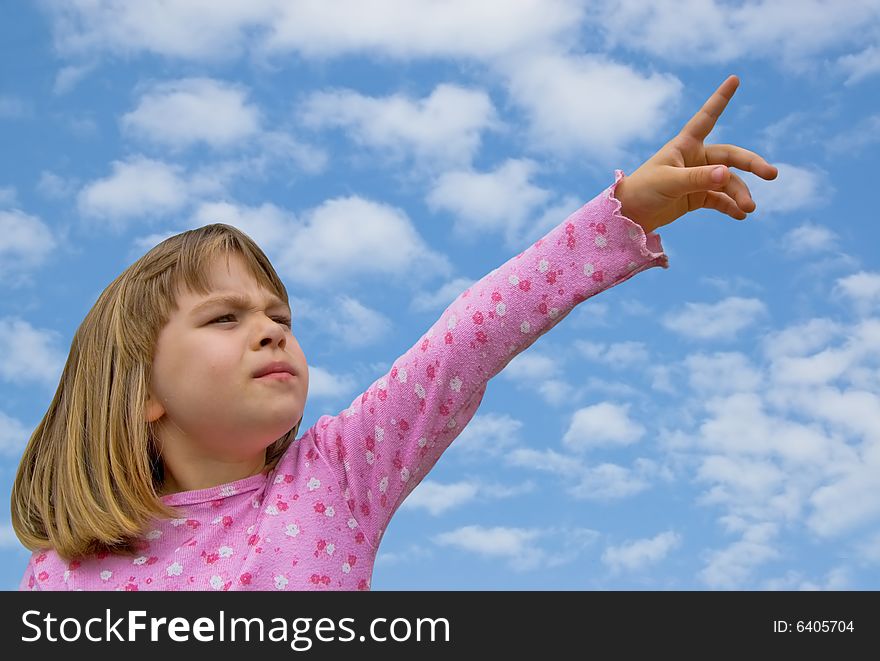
[256,314,286,349]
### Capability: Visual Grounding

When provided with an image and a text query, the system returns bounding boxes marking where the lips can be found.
[253,361,296,378]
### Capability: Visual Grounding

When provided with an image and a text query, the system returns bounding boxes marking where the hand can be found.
[613,75,778,234]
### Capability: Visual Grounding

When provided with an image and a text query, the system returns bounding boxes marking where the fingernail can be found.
[712,166,726,183]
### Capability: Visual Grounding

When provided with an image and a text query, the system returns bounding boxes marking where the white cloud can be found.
[562,402,645,452]
[427,159,552,244]
[45,0,584,61]
[53,63,95,95]
[77,156,189,228]
[594,0,880,73]
[0,210,57,278]
[684,352,764,395]
[661,296,767,341]
[45,0,279,60]
[0,187,17,206]
[451,411,523,458]
[410,277,477,314]
[574,340,650,369]
[501,351,561,382]
[840,45,880,85]
[746,162,828,214]
[0,410,31,456]
[121,78,261,150]
[833,271,880,317]
[36,171,78,199]
[311,295,392,348]
[782,223,840,256]
[300,84,499,168]
[699,522,780,588]
[498,53,682,163]
[601,530,682,574]
[0,318,66,387]
[265,0,584,60]
[305,364,357,400]
[432,524,598,572]
[568,462,652,500]
[401,480,480,515]
[275,195,451,289]
[190,200,291,251]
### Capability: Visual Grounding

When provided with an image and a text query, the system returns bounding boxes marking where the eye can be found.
[210,313,236,324]
[274,317,292,328]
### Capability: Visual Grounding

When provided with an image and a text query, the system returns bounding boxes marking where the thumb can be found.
[674,165,729,195]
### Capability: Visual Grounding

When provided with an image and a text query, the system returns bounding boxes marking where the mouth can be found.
[252,361,297,379]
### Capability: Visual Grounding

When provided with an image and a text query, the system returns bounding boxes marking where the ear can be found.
[145,392,165,423]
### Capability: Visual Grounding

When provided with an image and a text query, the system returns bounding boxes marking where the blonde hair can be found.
[11,223,301,561]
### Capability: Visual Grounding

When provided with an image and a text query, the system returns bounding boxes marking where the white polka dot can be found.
[449,376,462,392]
[166,562,183,577]
[307,477,321,491]
[496,302,506,316]
[583,263,594,277]
[397,368,408,383]
[210,575,223,590]
[447,314,457,330]
[100,570,112,581]
[274,575,289,590]
[415,383,425,399]
[508,275,519,285]
[520,321,531,333]
[595,235,607,248]
[285,524,300,537]
[539,259,549,273]
[400,467,410,482]
[218,546,233,558]
[379,476,389,493]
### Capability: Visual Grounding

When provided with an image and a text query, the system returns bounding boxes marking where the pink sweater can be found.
[20,171,668,591]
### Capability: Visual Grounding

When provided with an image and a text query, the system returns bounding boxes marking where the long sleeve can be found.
[304,169,669,551]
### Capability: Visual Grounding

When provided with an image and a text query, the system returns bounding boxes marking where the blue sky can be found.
[2,1,880,591]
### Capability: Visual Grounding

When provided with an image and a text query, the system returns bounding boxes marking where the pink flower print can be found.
[247,534,259,546]
[310,574,331,586]
[565,222,575,235]
[358,579,369,591]
[439,403,449,415]
[444,331,454,344]
[124,583,138,591]
[146,557,159,565]
[591,270,604,282]
[380,494,388,508]
[145,578,153,585]
[314,502,326,514]
[38,571,49,581]
[391,366,398,379]
[306,448,317,461]
[35,552,47,564]
[276,499,290,512]
[546,271,557,285]
[475,330,488,344]
[426,363,435,380]
[239,573,252,586]
[68,560,81,570]
[211,499,224,508]
[472,311,484,325]
[399,419,409,432]
[567,235,576,249]
[491,291,502,303]
[355,531,366,544]
[393,451,403,470]
[420,338,429,352]
[347,496,356,511]
[222,516,234,528]
[202,551,220,564]
[314,539,327,558]
[519,279,531,292]
[360,502,370,516]
[377,388,387,401]
[284,474,295,484]
[96,550,109,560]
[596,222,607,234]
[538,301,548,315]
[186,519,200,529]
[366,435,375,451]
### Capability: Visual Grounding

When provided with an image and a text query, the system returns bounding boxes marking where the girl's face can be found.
[146,253,309,464]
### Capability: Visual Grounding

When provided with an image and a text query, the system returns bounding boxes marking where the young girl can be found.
[12,76,776,590]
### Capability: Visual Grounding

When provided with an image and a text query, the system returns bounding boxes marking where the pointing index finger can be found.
[680,75,740,143]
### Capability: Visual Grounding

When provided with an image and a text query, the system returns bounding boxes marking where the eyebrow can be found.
[189,293,291,317]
